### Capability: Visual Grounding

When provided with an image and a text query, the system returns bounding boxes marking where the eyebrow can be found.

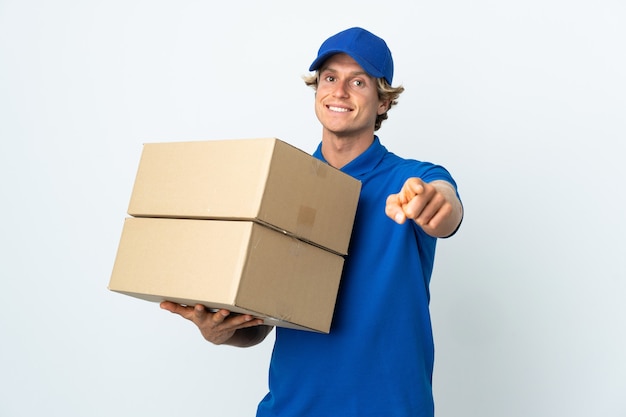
[320,66,371,78]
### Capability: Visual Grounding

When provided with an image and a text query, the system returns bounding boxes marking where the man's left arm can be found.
[385,178,463,238]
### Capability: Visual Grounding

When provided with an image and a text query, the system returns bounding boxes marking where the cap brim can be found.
[309,50,385,81]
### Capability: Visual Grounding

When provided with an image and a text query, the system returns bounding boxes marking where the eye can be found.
[352,79,365,88]
[325,75,336,82]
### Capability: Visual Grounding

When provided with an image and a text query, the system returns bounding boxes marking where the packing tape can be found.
[296,205,316,236]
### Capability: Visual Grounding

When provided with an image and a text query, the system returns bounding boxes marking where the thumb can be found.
[401,178,425,202]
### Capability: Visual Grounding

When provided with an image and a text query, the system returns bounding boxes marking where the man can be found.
[161,27,463,416]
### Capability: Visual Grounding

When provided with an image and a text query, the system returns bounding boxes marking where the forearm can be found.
[223,325,274,348]
[426,180,463,238]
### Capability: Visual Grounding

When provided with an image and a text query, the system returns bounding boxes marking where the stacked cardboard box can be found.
[109,138,361,333]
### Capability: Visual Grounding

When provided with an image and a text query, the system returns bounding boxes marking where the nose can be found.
[331,80,349,98]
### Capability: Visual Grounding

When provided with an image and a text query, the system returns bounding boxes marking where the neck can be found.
[320,131,375,169]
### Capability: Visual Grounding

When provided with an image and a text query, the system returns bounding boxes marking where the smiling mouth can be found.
[327,105,351,113]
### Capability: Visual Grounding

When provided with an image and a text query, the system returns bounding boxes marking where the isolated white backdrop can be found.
[1,1,624,416]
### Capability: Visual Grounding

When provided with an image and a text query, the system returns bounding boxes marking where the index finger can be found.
[160,300,194,317]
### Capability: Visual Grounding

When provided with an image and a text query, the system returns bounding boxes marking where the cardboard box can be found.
[108,217,345,333]
[127,138,361,255]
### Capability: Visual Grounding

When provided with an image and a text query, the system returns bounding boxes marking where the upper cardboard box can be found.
[127,138,361,255]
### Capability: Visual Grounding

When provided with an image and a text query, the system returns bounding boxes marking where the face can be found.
[315,54,389,141]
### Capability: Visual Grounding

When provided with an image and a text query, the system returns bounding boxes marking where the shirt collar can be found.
[313,136,387,179]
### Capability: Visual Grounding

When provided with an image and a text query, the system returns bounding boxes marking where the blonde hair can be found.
[303,73,405,131]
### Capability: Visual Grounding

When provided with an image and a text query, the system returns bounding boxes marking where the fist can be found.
[385,178,457,236]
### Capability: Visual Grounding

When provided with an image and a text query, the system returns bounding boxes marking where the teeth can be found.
[328,106,350,112]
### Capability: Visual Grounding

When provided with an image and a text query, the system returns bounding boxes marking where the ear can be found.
[378,99,391,115]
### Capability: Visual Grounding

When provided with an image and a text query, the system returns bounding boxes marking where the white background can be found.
[1,1,624,416]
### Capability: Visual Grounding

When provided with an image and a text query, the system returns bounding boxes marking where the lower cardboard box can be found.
[108,217,344,333]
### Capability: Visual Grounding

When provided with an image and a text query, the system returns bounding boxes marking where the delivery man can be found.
[161,27,463,417]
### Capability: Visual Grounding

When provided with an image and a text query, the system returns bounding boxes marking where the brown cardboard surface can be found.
[108,217,345,333]
[127,138,361,255]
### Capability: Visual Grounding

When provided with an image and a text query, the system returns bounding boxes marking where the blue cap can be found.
[309,27,394,85]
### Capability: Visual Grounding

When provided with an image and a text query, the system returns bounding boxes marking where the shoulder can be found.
[382,152,455,184]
